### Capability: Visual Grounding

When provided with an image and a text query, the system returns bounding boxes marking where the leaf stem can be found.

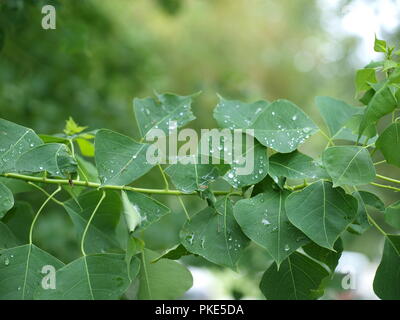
[29,186,62,244]
[158,164,169,190]
[177,196,190,220]
[27,182,64,206]
[370,182,400,192]
[1,172,241,196]
[376,174,400,185]
[373,160,386,166]
[80,190,106,256]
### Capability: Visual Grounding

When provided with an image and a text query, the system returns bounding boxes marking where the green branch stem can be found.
[1,172,242,196]
[376,174,400,185]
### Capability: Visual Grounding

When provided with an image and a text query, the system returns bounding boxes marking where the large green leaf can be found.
[0,182,13,219]
[123,190,170,232]
[303,238,343,274]
[252,99,318,153]
[165,160,222,193]
[35,254,140,300]
[138,249,193,300]
[322,146,375,187]
[0,119,43,173]
[133,92,196,138]
[0,244,64,300]
[95,129,154,186]
[64,190,122,254]
[259,252,329,300]
[233,190,309,266]
[180,197,249,269]
[0,222,18,249]
[373,235,400,299]
[286,181,358,250]
[223,141,269,188]
[351,191,384,234]
[315,96,373,143]
[376,122,400,167]
[213,96,269,129]
[269,150,327,180]
[385,201,400,229]
[355,68,377,94]
[15,143,77,178]
[359,84,397,137]
[1,201,34,245]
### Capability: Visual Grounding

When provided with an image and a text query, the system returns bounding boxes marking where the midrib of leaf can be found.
[141,250,152,299]
[21,244,32,300]
[277,193,282,265]
[287,256,298,300]
[107,142,147,183]
[335,147,364,185]
[322,182,329,248]
[1,129,31,160]
[223,196,234,268]
[270,161,306,177]
[83,256,95,300]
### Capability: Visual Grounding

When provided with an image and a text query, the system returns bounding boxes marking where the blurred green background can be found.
[1,0,399,299]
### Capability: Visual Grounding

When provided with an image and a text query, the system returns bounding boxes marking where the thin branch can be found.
[1,172,241,196]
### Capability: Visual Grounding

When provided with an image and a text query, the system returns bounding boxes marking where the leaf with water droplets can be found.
[322,146,375,187]
[269,150,328,180]
[15,143,77,178]
[133,92,197,138]
[0,244,64,300]
[95,129,154,186]
[180,196,249,269]
[63,190,123,254]
[0,119,43,173]
[286,181,358,250]
[0,182,13,219]
[213,95,269,129]
[259,252,329,300]
[251,99,318,153]
[35,253,140,300]
[234,189,309,266]
[138,248,193,299]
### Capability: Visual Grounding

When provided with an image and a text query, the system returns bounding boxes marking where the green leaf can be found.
[152,244,191,263]
[259,252,329,300]
[303,238,343,274]
[252,99,318,153]
[138,248,193,300]
[373,235,400,299]
[76,138,95,157]
[223,140,269,188]
[376,122,400,167]
[180,197,249,269]
[213,96,269,129]
[385,201,400,228]
[351,191,384,234]
[0,182,13,219]
[359,84,397,137]
[15,143,77,178]
[355,68,377,93]
[269,150,328,180]
[0,244,64,300]
[234,190,309,266]
[1,202,34,244]
[95,129,154,186]
[63,117,87,136]
[0,177,35,194]
[374,35,387,53]
[0,222,18,249]
[322,146,375,187]
[122,190,170,232]
[165,160,221,193]
[0,119,43,173]
[35,253,140,300]
[133,92,196,138]
[315,96,373,143]
[64,190,122,254]
[286,181,358,250]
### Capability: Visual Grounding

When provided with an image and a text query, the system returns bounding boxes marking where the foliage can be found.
[0,38,400,300]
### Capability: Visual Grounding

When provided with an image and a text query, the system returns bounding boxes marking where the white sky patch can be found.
[319,0,400,66]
